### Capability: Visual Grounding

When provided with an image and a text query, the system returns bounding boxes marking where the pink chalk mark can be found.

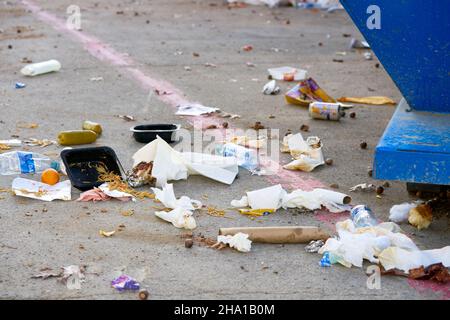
[407,279,450,300]
[314,209,349,231]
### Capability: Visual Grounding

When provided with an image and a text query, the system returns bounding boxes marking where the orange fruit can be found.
[41,168,60,185]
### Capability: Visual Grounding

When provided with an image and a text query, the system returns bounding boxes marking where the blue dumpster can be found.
[340,0,450,186]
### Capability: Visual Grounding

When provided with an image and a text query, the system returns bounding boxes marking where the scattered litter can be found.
[0,139,22,147]
[262,80,280,95]
[32,269,61,280]
[242,45,253,51]
[349,183,376,192]
[61,265,85,290]
[296,0,343,11]
[111,275,140,291]
[360,141,368,149]
[152,183,201,230]
[408,204,433,230]
[12,178,71,201]
[32,265,85,289]
[176,103,220,116]
[220,226,330,244]
[409,263,450,284]
[220,112,241,119]
[268,66,307,82]
[23,138,56,147]
[337,96,396,105]
[204,62,217,68]
[41,168,60,185]
[215,232,252,252]
[238,208,274,217]
[285,78,335,107]
[121,209,134,217]
[138,289,150,300]
[20,59,61,76]
[318,219,418,269]
[89,76,103,82]
[349,38,370,49]
[115,114,135,121]
[228,135,266,149]
[305,240,325,253]
[184,66,192,71]
[309,102,343,121]
[77,188,110,202]
[58,130,97,146]
[216,143,258,171]
[227,0,280,8]
[82,120,102,135]
[99,230,116,237]
[15,82,26,89]
[379,246,450,274]
[0,151,60,175]
[350,205,378,228]
[281,133,324,172]
[364,52,373,60]
[246,62,256,67]
[131,136,238,186]
[231,184,352,213]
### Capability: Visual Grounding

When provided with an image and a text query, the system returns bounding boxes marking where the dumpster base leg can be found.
[373,99,450,185]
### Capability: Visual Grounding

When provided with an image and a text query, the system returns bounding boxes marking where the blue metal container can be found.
[341,0,450,185]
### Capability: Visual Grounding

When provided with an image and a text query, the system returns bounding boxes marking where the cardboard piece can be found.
[219,226,330,244]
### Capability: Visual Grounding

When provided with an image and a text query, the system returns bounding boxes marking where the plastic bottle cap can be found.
[51,161,60,172]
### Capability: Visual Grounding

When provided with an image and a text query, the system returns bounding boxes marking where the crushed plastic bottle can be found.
[20,59,61,77]
[215,143,258,171]
[0,151,59,175]
[350,204,378,228]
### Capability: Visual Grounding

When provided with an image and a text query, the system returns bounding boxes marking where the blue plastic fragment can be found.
[15,82,26,89]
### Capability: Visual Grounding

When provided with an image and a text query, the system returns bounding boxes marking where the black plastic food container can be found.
[130,124,180,143]
[60,146,124,191]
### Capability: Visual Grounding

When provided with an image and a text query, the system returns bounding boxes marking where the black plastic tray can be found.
[130,124,180,143]
[60,146,124,191]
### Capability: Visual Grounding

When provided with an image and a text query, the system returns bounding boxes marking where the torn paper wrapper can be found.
[132,136,238,186]
[176,103,219,116]
[155,207,197,230]
[152,184,201,230]
[77,183,135,202]
[282,188,352,213]
[98,183,135,201]
[231,185,352,213]
[12,178,71,201]
[246,184,285,210]
[282,133,324,172]
[217,232,252,252]
[151,183,201,210]
[378,246,450,274]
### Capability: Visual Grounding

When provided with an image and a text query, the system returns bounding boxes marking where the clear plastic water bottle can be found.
[350,205,378,228]
[215,143,258,171]
[0,151,60,175]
